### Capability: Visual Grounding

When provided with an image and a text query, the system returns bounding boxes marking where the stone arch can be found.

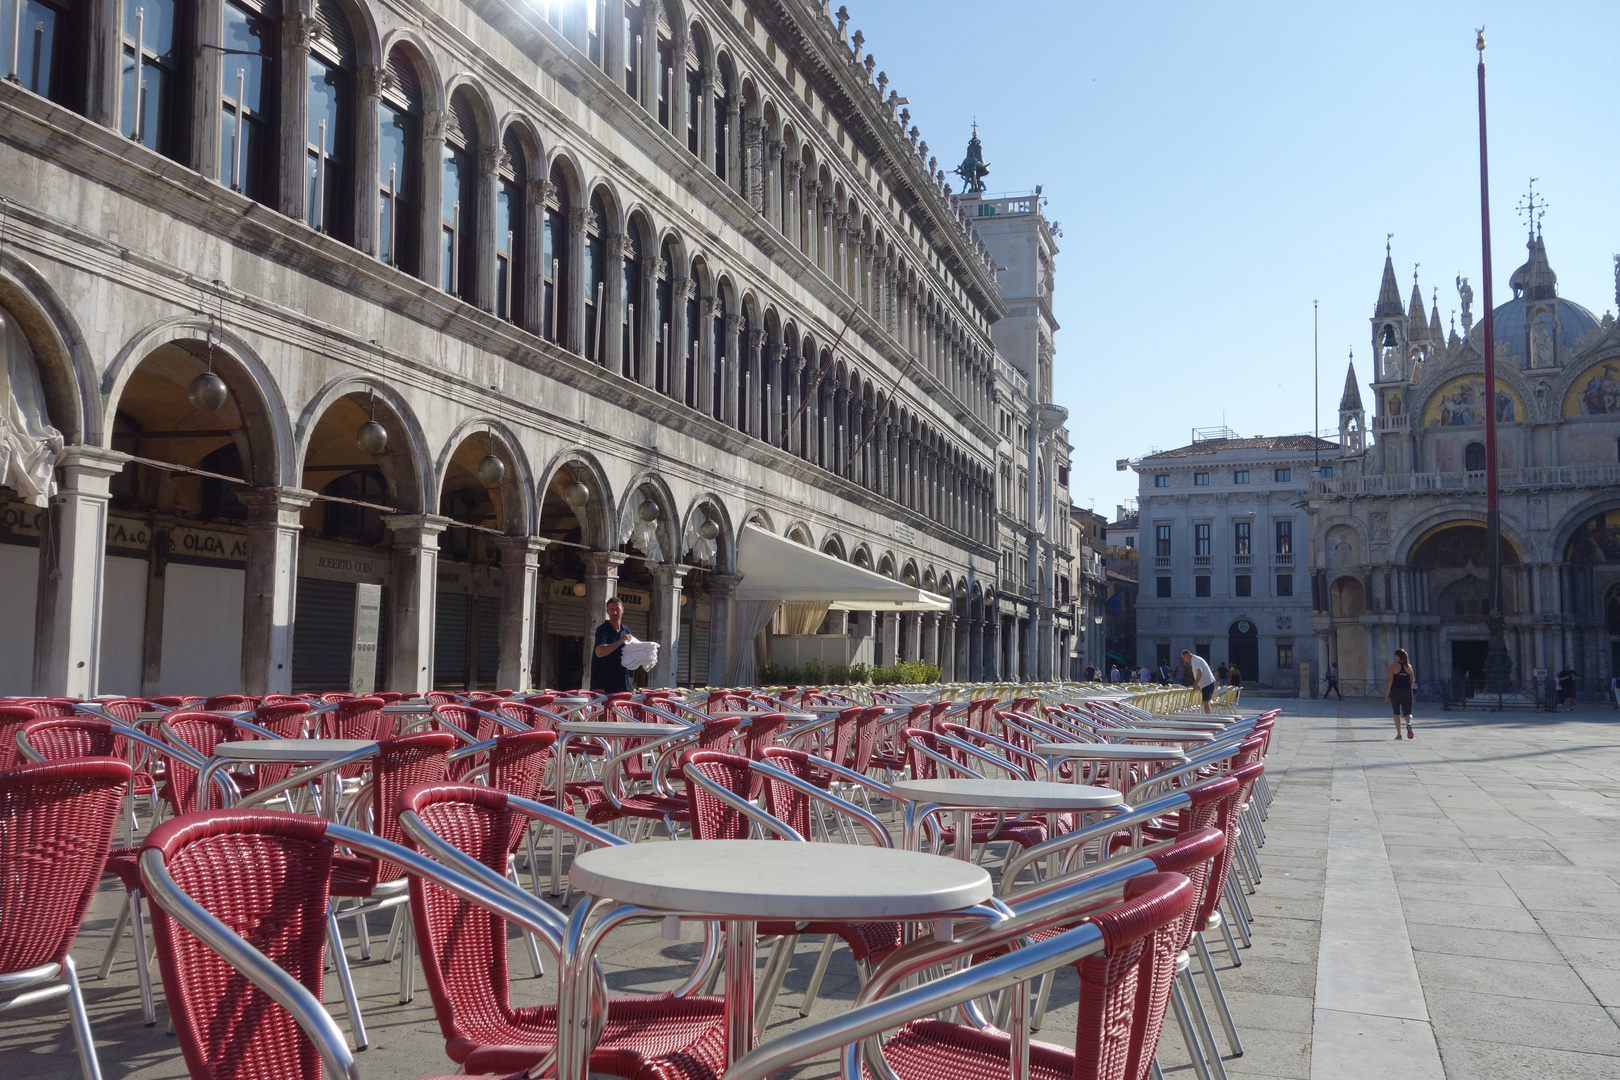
[615,470,679,564]
[851,543,873,570]
[496,111,547,177]
[681,493,734,574]
[1393,510,1533,566]
[1325,523,1361,568]
[295,374,433,514]
[0,261,91,443]
[817,530,844,559]
[543,147,587,206]
[535,447,616,551]
[378,30,445,114]
[431,415,537,535]
[1329,575,1366,618]
[443,76,497,147]
[104,317,293,488]
[739,504,773,534]
[1552,495,1620,560]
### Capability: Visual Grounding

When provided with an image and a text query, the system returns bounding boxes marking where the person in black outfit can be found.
[590,597,633,694]
[1325,663,1342,699]
[1384,647,1415,739]
[1556,663,1579,712]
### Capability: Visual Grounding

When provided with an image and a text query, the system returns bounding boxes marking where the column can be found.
[698,73,715,174]
[764,342,784,449]
[764,138,782,226]
[706,573,739,687]
[188,0,222,178]
[879,612,899,668]
[420,110,447,289]
[670,36,690,148]
[497,536,547,691]
[746,328,766,438]
[566,207,590,355]
[475,145,501,312]
[722,314,742,429]
[33,447,128,697]
[785,351,805,456]
[849,610,873,666]
[902,612,922,663]
[279,10,313,220]
[579,551,627,681]
[526,179,555,337]
[920,614,940,669]
[381,514,449,694]
[951,616,968,682]
[669,276,693,403]
[647,563,689,689]
[986,617,1002,680]
[697,296,719,416]
[967,619,982,683]
[784,160,802,249]
[726,97,743,195]
[820,197,836,274]
[355,65,383,257]
[238,487,315,695]
[833,386,851,477]
[604,234,629,374]
[640,253,662,389]
[804,181,821,266]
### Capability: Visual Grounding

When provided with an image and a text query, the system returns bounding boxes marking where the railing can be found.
[1232,554,1252,568]
[973,193,1038,217]
[1273,552,1293,567]
[1192,556,1211,569]
[1372,414,1408,432]
[1154,556,1172,569]
[1311,464,1620,498]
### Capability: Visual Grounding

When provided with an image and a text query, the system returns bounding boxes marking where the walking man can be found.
[1325,662,1342,700]
[1556,662,1579,712]
[1181,648,1217,715]
[590,596,634,694]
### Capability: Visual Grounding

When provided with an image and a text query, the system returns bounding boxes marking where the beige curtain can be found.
[777,601,831,636]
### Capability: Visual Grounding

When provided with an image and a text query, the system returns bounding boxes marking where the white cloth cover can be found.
[733,525,949,611]
[729,597,781,688]
[620,639,660,672]
[0,313,63,507]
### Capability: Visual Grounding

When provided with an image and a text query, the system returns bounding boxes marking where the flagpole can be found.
[1476,28,1512,695]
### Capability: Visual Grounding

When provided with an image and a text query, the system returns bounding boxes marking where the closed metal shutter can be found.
[548,598,585,636]
[624,608,650,638]
[474,596,500,688]
[434,592,471,689]
[293,578,354,693]
[689,622,709,687]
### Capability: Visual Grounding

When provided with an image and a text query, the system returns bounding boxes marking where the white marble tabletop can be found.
[382,703,434,714]
[889,778,1123,810]
[570,839,991,920]
[209,738,378,763]
[558,720,689,737]
[138,710,251,722]
[1101,729,1215,743]
[1032,743,1189,761]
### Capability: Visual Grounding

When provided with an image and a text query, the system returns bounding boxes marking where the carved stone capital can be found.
[766,342,786,362]
[643,254,666,278]
[284,11,315,51]
[748,328,766,349]
[479,146,503,174]
[700,296,721,318]
[724,314,743,335]
[422,110,447,143]
[529,178,556,203]
[672,276,696,301]
[785,160,802,181]
[606,234,631,260]
[357,65,385,98]
[568,207,593,231]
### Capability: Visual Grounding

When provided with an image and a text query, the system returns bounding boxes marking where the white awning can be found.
[733,525,951,612]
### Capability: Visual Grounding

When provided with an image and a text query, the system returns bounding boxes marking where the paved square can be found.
[7,697,1620,1079]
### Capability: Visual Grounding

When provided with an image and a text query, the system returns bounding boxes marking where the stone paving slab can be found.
[7,697,1620,1079]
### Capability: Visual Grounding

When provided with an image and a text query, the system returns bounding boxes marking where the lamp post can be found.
[1475,29,1513,696]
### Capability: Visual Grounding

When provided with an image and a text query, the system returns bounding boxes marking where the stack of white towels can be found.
[619,637,660,672]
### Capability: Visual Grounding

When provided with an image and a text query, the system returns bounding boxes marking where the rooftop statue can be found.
[955,124,989,195]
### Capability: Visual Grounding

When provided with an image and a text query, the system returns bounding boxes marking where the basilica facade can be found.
[1307,232,1620,696]
[0,0,1071,696]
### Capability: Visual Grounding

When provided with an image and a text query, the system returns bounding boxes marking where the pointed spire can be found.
[1430,289,1444,343]
[1374,242,1404,317]
[1508,229,1559,301]
[1340,355,1363,412]
[1407,270,1429,340]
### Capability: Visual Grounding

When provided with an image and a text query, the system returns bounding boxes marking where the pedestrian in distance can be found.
[1217,662,1229,684]
[1180,649,1216,714]
[1385,647,1415,739]
[1109,663,1121,683]
[590,596,635,694]
[1227,664,1242,686]
[1556,662,1579,712]
[1324,663,1342,700]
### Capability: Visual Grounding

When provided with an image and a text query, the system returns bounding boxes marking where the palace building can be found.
[1307,228,1620,693]
[0,0,1073,696]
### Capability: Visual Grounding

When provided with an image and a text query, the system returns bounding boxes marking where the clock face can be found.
[1237,621,1251,633]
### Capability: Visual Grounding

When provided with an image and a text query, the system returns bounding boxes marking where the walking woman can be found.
[1385,648,1415,739]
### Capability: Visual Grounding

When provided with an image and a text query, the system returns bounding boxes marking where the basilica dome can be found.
[1468,232,1602,369]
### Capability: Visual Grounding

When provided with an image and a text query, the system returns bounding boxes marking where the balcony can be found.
[1372,414,1409,433]
[1233,554,1252,568]
[1193,556,1211,569]
[1309,464,1620,498]
[1274,552,1294,567]
[1154,556,1172,570]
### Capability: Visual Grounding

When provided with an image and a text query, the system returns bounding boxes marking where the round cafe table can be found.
[567,840,990,1074]
[889,777,1124,862]
[199,738,380,816]
[1031,742,1188,801]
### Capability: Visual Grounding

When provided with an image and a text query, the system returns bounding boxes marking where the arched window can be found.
[1464,441,1486,472]
[620,225,639,379]
[441,91,478,299]
[377,48,422,273]
[585,0,602,67]
[655,239,674,394]
[683,260,700,408]
[494,131,525,324]
[684,37,701,154]
[305,0,355,240]
[121,0,189,160]
[583,190,606,362]
[655,24,673,130]
[220,0,279,204]
[622,0,642,97]
[542,162,569,343]
[5,0,85,110]
[710,290,727,420]
[735,304,751,433]
[712,61,729,179]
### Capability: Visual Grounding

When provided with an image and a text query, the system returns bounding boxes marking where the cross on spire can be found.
[1386,233,1393,255]
[1516,178,1546,238]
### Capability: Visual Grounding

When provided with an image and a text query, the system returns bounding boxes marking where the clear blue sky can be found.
[851,1,1620,518]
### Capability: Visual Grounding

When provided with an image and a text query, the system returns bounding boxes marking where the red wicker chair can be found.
[0,758,132,1080]
[400,782,730,1079]
[136,808,529,1080]
[158,711,258,814]
[0,704,38,770]
[16,718,120,760]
